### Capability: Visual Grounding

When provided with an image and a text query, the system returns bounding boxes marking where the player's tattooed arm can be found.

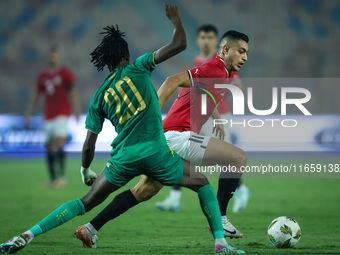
[154,3,186,65]
[157,71,190,109]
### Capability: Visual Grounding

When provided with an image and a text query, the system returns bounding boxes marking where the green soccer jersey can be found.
[85,52,167,163]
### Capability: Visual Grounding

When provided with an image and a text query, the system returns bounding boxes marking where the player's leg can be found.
[202,137,246,238]
[45,140,56,187]
[141,145,224,246]
[43,118,59,189]
[53,116,69,188]
[155,118,218,212]
[176,159,245,254]
[219,112,251,214]
[131,175,163,202]
[78,174,164,247]
[165,130,247,218]
[75,160,151,248]
[145,145,244,253]
[90,175,162,233]
[53,136,67,188]
[42,118,57,188]
[0,169,120,254]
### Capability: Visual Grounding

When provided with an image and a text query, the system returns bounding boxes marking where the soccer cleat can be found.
[232,184,251,213]
[208,218,243,239]
[155,197,180,212]
[214,243,246,254]
[222,218,243,238]
[0,235,29,254]
[74,225,98,248]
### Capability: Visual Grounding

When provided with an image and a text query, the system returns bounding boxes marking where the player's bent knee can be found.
[190,176,209,192]
[238,148,247,167]
[231,148,247,169]
[131,184,160,202]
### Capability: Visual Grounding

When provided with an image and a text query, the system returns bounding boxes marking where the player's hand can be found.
[165,2,180,21]
[212,122,225,141]
[80,167,97,186]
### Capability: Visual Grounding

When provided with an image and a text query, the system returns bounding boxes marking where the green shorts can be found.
[105,144,183,187]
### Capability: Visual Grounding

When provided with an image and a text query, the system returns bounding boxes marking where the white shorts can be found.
[199,112,232,144]
[44,116,68,143]
[164,131,210,166]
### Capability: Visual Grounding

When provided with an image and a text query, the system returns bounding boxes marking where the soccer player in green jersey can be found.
[0,3,243,254]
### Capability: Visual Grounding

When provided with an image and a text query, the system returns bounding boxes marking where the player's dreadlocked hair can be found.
[90,25,129,72]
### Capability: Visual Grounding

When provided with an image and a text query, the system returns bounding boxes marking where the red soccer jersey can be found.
[36,66,75,120]
[163,56,230,134]
[217,71,241,114]
[193,52,241,115]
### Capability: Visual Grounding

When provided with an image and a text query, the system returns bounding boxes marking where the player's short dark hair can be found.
[90,25,129,72]
[219,30,249,44]
[197,24,218,36]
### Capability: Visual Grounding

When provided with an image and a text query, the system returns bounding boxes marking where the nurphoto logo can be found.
[200,84,312,128]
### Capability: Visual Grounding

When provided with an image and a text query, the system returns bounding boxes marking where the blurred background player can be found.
[24,46,81,189]
[155,24,251,214]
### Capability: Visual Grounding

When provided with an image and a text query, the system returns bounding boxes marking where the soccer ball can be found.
[267,216,301,248]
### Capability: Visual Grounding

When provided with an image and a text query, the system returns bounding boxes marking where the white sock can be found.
[85,223,98,236]
[215,238,227,245]
[22,230,34,244]
[169,189,181,200]
[221,215,227,221]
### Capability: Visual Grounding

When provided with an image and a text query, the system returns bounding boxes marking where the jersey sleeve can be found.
[132,52,157,73]
[85,95,105,134]
[187,60,225,88]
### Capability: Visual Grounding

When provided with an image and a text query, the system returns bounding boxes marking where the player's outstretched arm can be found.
[157,71,190,109]
[81,131,98,186]
[153,3,186,65]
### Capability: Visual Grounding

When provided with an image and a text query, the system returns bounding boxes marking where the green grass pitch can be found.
[0,152,339,254]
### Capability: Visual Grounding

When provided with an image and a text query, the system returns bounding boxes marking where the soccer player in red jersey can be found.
[25,46,81,188]
[156,30,249,238]
[157,25,251,215]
